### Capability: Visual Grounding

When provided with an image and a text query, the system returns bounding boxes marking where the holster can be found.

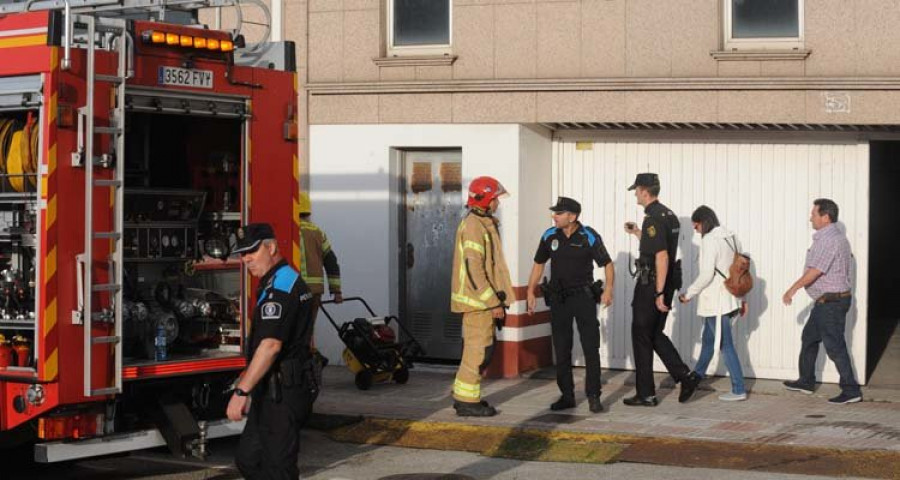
[538,278,551,306]
[539,278,563,307]
[279,357,321,398]
[278,358,305,387]
[635,259,682,291]
[267,371,283,403]
[590,279,605,303]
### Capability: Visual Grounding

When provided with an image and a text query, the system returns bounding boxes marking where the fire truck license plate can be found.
[158,66,214,89]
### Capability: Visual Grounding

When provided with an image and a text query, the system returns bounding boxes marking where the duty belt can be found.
[540,279,601,306]
[260,357,318,402]
[558,284,592,297]
[633,259,655,285]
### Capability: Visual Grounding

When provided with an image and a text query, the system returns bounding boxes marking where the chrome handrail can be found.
[24,0,71,70]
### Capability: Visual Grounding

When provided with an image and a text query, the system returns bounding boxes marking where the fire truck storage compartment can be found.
[121,99,244,365]
[0,74,43,373]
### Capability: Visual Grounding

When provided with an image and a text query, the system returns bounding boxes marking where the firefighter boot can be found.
[453,400,497,417]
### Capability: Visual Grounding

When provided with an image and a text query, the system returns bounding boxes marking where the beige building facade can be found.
[253,0,899,384]
[299,0,900,126]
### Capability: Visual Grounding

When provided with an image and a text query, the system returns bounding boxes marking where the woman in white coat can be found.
[678,206,747,401]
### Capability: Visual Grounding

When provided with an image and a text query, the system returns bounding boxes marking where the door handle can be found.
[406,243,414,269]
[73,254,85,325]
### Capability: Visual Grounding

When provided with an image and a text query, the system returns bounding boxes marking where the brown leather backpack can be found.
[716,237,753,298]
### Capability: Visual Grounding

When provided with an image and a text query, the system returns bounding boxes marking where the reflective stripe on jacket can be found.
[450,212,514,313]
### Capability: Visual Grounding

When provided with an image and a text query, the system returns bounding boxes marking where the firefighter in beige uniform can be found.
[298,192,343,332]
[450,176,515,417]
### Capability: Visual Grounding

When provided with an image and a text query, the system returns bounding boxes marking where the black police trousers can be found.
[631,284,690,398]
[236,384,312,480]
[550,293,602,398]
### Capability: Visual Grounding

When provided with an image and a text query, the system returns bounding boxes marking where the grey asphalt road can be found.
[3,430,867,480]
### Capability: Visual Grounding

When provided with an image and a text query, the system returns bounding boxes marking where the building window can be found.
[388,0,451,56]
[724,0,803,50]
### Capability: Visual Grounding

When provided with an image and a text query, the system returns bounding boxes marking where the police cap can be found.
[549,196,581,215]
[233,223,276,254]
[627,173,660,191]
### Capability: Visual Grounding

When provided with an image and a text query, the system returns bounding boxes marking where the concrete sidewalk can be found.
[315,364,900,452]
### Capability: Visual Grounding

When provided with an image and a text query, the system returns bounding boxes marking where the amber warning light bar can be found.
[142,30,234,52]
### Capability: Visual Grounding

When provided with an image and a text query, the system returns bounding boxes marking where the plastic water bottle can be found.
[155,324,167,361]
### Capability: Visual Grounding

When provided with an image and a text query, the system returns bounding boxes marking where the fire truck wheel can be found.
[354,370,373,390]
[393,366,409,384]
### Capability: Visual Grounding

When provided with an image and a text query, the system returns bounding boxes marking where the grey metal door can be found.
[402,150,463,360]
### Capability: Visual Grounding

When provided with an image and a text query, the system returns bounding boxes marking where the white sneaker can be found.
[718,392,747,402]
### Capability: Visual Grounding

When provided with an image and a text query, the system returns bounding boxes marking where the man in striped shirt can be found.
[782,198,862,404]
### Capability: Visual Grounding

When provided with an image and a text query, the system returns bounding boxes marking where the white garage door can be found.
[553,134,869,383]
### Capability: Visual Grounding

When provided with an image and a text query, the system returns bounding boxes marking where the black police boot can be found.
[550,395,576,411]
[623,394,659,407]
[587,395,604,413]
[453,400,497,417]
[678,372,701,403]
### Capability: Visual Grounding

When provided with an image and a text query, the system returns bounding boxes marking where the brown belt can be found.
[816,291,851,304]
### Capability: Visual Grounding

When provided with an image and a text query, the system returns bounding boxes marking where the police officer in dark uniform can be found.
[623,174,699,406]
[527,197,614,414]
[226,223,316,480]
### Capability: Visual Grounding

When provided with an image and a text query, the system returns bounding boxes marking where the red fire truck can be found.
[0,0,299,462]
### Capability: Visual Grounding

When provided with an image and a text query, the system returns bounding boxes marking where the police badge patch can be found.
[551,239,559,251]
[647,226,657,238]
[261,302,282,320]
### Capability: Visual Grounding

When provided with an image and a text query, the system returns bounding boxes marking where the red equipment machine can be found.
[0,0,300,462]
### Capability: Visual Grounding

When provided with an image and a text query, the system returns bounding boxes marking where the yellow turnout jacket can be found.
[450,211,514,313]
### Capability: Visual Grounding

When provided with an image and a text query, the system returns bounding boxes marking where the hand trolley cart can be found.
[320,297,425,390]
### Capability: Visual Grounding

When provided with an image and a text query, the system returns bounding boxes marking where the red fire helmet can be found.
[466,176,508,209]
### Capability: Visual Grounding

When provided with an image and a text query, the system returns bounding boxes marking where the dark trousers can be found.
[799,297,861,396]
[631,284,690,397]
[551,294,602,397]
[236,385,312,480]
[309,294,322,347]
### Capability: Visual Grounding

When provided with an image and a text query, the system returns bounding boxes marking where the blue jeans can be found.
[799,297,861,396]
[693,312,746,395]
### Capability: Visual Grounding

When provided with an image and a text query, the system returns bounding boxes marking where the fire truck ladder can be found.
[71,14,130,398]
[2,0,269,400]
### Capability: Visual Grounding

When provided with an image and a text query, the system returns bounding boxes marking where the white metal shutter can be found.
[552,135,869,383]
[0,74,42,111]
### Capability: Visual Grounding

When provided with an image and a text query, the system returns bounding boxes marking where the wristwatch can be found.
[655,291,665,298]
[233,387,250,397]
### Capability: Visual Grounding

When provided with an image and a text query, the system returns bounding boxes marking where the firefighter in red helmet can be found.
[449,176,515,416]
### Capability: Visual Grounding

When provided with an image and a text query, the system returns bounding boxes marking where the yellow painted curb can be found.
[325,416,900,479]
[328,418,626,464]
